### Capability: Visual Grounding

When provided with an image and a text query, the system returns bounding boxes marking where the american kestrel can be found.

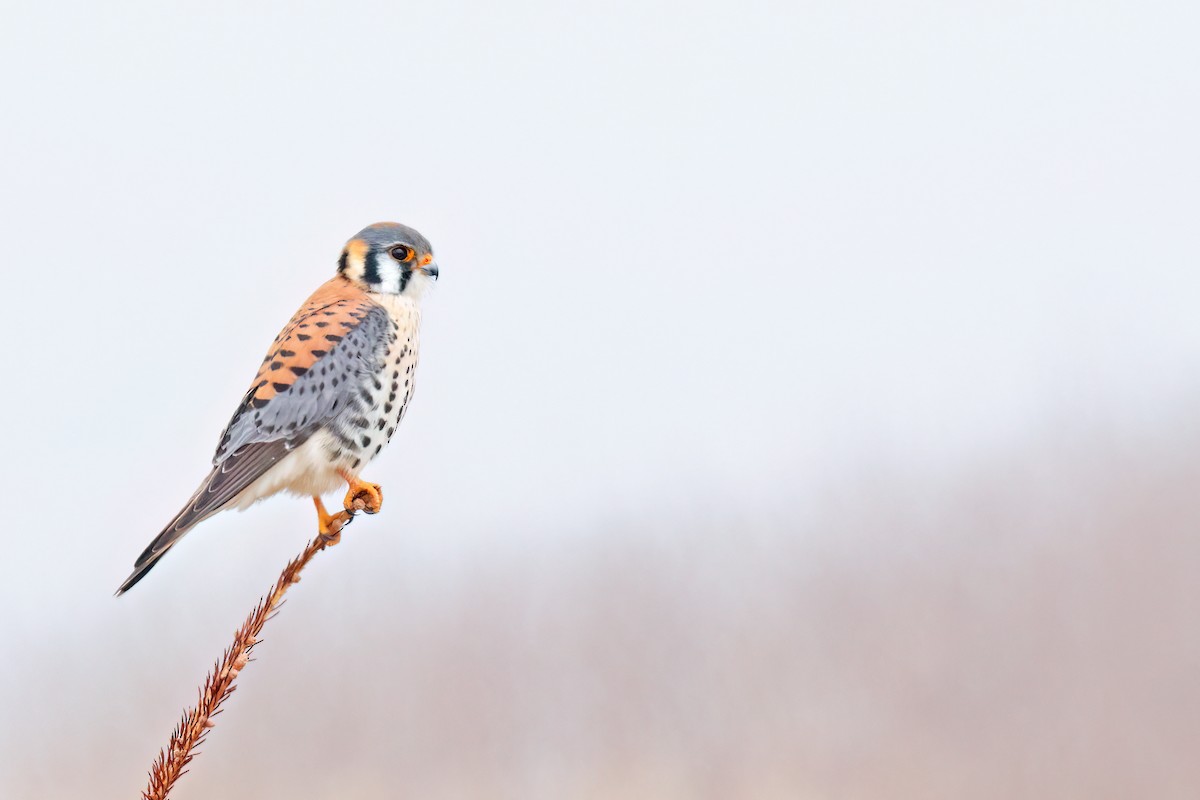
[117,222,439,595]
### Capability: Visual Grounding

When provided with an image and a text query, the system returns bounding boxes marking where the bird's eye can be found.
[389,245,414,262]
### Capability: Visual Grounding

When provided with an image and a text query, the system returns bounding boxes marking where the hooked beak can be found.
[418,253,438,280]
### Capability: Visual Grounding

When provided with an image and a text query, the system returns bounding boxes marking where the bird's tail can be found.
[115,472,220,596]
[115,547,173,595]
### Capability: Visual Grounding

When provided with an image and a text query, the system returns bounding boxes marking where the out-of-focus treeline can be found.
[9,402,1200,798]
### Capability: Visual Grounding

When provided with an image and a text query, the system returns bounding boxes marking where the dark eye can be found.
[389,244,414,262]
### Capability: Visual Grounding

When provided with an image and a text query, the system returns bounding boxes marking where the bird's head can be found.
[337,222,438,297]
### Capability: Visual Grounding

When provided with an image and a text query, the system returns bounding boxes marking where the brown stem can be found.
[140,535,333,800]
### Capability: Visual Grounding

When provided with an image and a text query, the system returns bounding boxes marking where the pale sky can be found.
[1,1,1199,795]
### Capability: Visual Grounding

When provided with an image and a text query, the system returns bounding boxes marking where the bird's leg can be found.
[313,496,354,546]
[339,470,383,515]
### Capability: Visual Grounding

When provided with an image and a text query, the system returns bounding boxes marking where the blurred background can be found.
[2,1,1200,797]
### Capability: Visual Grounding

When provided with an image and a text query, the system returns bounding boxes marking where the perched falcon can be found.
[117,222,439,595]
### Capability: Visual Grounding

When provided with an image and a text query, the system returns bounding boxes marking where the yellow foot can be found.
[343,478,383,515]
[313,496,354,546]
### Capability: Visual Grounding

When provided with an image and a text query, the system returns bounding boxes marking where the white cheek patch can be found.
[402,271,434,300]
[369,263,403,294]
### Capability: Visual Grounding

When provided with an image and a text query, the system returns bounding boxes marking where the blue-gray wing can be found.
[215,299,393,463]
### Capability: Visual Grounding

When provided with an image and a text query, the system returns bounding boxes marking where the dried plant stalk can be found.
[141,535,333,800]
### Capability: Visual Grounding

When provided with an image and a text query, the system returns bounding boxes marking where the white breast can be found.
[360,294,423,460]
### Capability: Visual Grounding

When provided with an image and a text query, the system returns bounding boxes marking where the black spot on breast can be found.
[279,349,295,357]
[269,362,283,370]
[296,334,311,341]
[290,366,308,376]
[311,349,327,357]
[272,382,289,392]
[325,334,343,343]
[361,436,372,447]
[315,321,329,328]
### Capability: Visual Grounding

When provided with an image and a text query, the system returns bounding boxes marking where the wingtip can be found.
[115,561,154,596]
